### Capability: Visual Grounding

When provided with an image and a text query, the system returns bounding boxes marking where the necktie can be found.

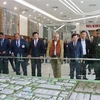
[73,42,76,48]
[1,40,4,46]
[17,40,19,47]
[34,40,37,47]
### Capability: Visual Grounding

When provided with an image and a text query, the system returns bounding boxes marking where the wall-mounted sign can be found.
[86,24,100,28]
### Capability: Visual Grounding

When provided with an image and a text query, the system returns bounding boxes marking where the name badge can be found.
[22,45,25,48]
[98,43,100,46]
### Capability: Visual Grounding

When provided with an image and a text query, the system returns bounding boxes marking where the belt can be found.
[52,55,57,57]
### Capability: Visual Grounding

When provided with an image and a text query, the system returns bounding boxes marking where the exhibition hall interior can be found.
[0,0,100,100]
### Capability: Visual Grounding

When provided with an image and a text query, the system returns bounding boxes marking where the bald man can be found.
[46,32,64,78]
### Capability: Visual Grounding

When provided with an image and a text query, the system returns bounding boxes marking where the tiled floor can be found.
[8,60,96,80]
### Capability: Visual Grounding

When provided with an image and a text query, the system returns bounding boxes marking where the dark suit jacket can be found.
[0,38,10,55]
[68,41,83,58]
[78,38,90,56]
[11,39,28,56]
[64,42,68,57]
[29,39,45,57]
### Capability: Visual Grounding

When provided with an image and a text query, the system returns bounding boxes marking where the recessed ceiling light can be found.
[42,21,43,23]
[34,17,37,19]
[54,27,56,29]
[22,11,25,14]
[54,8,57,11]
[80,1,83,3]
[29,15,31,17]
[46,4,49,6]
[39,14,41,16]
[33,10,36,12]
[14,7,17,10]
[3,2,7,5]
[60,12,63,14]
[44,17,46,19]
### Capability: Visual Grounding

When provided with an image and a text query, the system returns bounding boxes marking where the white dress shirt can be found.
[81,39,86,55]
[54,41,57,55]
[34,39,38,46]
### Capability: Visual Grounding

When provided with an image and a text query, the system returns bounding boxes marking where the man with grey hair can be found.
[46,32,64,78]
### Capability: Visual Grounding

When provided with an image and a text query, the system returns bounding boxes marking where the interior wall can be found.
[2,8,18,35]
[19,15,28,36]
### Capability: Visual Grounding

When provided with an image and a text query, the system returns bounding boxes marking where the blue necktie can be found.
[16,40,19,47]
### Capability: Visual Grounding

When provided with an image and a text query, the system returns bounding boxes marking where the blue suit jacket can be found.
[29,39,45,57]
[0,38,10,54]
[68,41,83,58]
[11,39,28,56]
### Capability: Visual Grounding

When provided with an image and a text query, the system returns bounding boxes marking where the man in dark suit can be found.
[68,34,83,79]
[78,30,90,79]
[11,33,28,75]
[43,39,48,63]
[0,32,10,74]
[28,32,44,77]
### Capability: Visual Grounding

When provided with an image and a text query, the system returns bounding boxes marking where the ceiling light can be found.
[80,1,83,3]
[44,17,46,19]
[14,0,100,22]
[60,12,63,14]
[34,17,37,19]
[60,0,83,15]
[29,15,31,17]
[39,14,41,16]
[22,11,25,14]
[55,24,65,32]
[68,0,83,14]
[42,21,43,23]
[3,2,7,5]
[14,7,17,10]
[54,8,57,11]
[33,10,36,12]
[46,4,49,6]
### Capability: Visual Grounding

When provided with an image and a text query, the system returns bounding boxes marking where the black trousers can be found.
[31,59,41,77]
[94,62,100,80]
[81,55,87,77]
[0,58,9,74]
[15,58,27,75]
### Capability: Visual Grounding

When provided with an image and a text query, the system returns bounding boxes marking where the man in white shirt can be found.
[78,30,90,79]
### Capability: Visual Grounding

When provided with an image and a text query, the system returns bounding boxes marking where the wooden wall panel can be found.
[0,6,2,32]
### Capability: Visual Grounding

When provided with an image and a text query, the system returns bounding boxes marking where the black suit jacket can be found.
[78,38,90,56]
[0,38,10,55]
[68,41,83,58]
[29,39,45,57]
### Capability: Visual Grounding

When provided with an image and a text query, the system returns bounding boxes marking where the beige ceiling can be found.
[0,0,100,26]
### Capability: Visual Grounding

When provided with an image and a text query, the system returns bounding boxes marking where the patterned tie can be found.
[16,40,19,47]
